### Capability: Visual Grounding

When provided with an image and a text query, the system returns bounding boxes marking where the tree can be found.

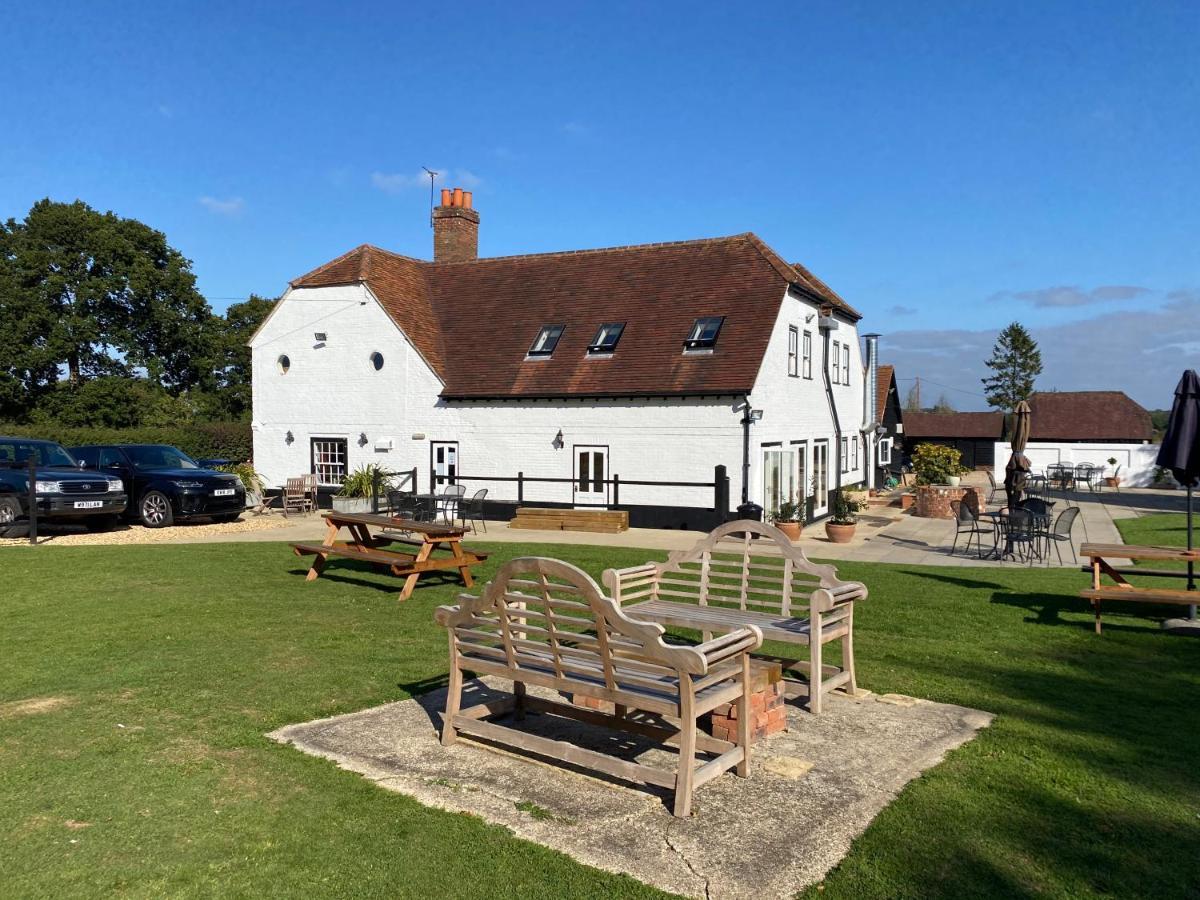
[982,322,1042,410]
[0,199,215,407]
[903,383,921,412]
[194,294,275,420]
[932,393,955,414]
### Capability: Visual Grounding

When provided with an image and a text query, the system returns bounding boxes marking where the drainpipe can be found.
[862,333,881,490]
[819,312,843,497]
[740,395,752,504]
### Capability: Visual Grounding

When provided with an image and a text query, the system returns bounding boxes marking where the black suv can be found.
[0,437,128,536]
[70,444,245,528]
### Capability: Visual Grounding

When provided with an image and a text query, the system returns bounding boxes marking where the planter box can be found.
[332,497,373,514]
[913,485,981,519]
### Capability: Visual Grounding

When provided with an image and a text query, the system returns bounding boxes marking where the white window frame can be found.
[311,437,348,486]
[851,435,859,470]
[787,326,799,377]
[831,340,841,384]
[879,437,892,465]
[840,436,849,473]
[802,331,812,379]
[842,344,850,386]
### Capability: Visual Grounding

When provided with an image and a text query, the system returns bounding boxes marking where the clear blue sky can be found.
[2,1,1197,407]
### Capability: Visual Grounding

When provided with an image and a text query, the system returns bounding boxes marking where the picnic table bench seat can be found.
[435,557,763,818]
[1079,542,1200,633]
[603,520,868,714]
[291,541,417,569]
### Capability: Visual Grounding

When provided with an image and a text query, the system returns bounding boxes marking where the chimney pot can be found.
[431,189,480,262]
[452,187,464,207]
[462,191,472,209]
[440,188,451,206]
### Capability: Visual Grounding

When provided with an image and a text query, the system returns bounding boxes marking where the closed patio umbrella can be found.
[1156,370,1199,604]
[1004,400,1032,510]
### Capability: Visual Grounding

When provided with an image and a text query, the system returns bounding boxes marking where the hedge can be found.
[0,421,253,462]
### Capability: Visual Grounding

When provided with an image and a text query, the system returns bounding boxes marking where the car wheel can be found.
[139,491,175,528]
[0,496,27,538]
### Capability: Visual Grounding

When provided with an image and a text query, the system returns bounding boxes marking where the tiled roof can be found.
[290,233,856,399]
[1027,391,1152,441]
[904,411,1005,439]
[876,364,895,422]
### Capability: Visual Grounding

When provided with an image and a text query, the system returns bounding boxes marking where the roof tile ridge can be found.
[741,232,805,285]
[289,244,372,286]
[430,233,748,266]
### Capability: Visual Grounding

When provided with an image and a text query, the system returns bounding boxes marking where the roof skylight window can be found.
[528,324,565,357]
[587,322,625,354]
[684,316,724,350]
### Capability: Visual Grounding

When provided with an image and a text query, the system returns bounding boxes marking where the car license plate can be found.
[74,500,103,509]
[213,488,235,497]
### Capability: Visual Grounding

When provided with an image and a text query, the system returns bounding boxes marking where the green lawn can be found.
[2,534,1198,899]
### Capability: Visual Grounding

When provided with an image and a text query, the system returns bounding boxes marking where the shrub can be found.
[830,489,867,525]
[911,443,969,485]
[769,497,803,523]
[216,462,265,495]
[337,464,393,499]
[0,421,252,462]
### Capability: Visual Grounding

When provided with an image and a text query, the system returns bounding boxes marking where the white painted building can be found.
[250,190,881,527]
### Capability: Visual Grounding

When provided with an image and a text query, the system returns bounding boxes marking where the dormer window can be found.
[528,324,564,357]
[587,322,624,354]
[684,316,724,350]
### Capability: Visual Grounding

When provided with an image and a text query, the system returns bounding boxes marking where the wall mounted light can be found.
[285,430,294,445]
[749,409,764,422]
[553,429,564,449]
[314,332,327,342]
[358,432,369,447]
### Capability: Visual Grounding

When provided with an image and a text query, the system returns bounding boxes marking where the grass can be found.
[1,534,1198,898]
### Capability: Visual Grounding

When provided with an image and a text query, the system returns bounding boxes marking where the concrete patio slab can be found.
[269,678,993,899]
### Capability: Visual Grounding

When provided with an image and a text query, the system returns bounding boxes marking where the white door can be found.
[812,440,830,517]
[762,448,796,518]
[574,446,608,507]
[431,441,458,488]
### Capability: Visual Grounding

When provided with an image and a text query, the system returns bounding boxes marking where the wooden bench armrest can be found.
[694,626,763,666]
[602,564,660,603]
[810,582,868,612]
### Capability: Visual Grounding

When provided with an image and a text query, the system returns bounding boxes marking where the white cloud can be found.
[991,284,1152,308]
[198,196,244,216]
[370,168,482,194]
[881,290,1200,409]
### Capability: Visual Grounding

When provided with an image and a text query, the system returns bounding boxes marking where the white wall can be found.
[251,282,861,516]
[991,441,1160,487]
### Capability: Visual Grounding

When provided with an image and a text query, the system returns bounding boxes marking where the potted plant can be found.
[1104,457,1122,488]
[333,464,390,513]
[825,490,866,543]
[769,497,804,541]
[218,462,266,509]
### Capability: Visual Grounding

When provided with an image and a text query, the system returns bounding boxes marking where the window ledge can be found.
[682,347,714,357]
[585,351,615,359]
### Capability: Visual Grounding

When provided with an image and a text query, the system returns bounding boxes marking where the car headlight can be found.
[172,480,204,489]
[107,479,123,492]
[35,481,61,494]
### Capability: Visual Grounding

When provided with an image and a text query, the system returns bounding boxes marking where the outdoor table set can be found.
[980,506,1054,563]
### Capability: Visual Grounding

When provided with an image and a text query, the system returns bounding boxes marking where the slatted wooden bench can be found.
[603,520,868,714]
[509,507,629,533]
[435,556,763,817]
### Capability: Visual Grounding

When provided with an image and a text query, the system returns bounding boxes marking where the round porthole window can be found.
[370,351,384,371]
[277,354,290,374]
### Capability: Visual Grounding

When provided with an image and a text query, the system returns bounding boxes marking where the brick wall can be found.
[433,206,479,262]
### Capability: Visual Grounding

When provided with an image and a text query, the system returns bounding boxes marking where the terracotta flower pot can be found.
[1104,477,1121,488]
[900,493,915,510]
[826,522,856,544]
[775,520,802,541]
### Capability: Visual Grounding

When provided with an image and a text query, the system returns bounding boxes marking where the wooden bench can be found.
[509,507,630,533]
[1080,542,1199,633]
[603,520,868,714]
[435,557,763,817]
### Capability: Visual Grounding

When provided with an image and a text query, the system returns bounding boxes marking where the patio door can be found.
[431,441,458,488]
[793,440,809,517]
[812,440,829,517]
[762,447,796,518]
[574,445,608,507]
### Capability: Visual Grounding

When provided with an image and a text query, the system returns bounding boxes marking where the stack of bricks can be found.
[708,658,786,744]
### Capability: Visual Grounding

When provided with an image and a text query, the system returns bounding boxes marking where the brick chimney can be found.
[432,187,479,262]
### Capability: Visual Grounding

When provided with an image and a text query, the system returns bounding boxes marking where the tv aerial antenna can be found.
[422,167,439,228]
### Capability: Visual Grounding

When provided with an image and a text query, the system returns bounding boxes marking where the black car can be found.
[0,436,128,536]
[70,444,245,528]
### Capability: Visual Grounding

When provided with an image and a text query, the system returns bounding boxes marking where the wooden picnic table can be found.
[1079,542,1200,633]
[290,511,488,601]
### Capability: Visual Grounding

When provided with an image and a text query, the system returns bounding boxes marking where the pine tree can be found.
[982,322,1042,410]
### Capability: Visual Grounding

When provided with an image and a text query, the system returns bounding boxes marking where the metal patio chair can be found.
[985,469,1001,504]
[437,484,467,524]
[1074,463,1098,493]
[1043,506,1080,565]
[950,500,993,558]
[459,488,488,533]
[1000,508,1041,564]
